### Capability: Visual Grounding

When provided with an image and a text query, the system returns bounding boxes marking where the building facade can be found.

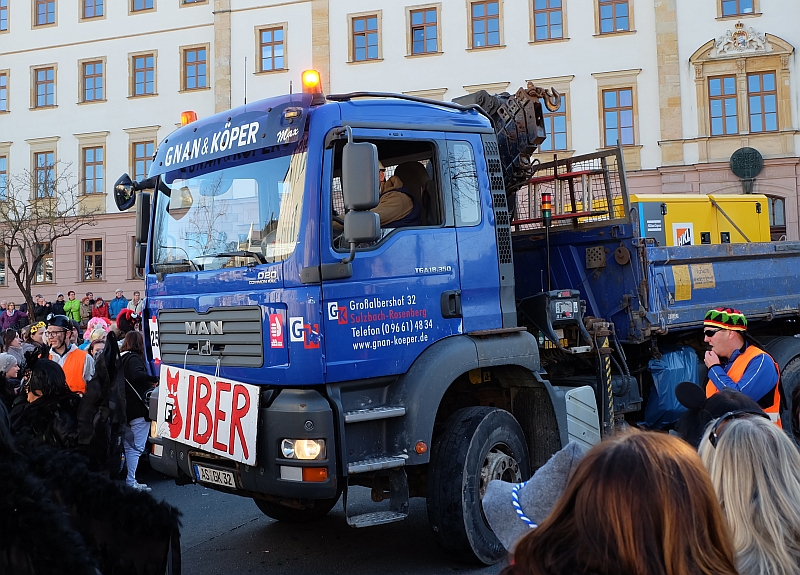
[0,0,798,302]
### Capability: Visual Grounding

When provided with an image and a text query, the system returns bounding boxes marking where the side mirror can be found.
[342,142,380,210]
[114,174,137,211]
[344,211,381,245]
[136,192,152,244]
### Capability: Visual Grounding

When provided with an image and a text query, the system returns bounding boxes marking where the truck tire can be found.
[426,407,530,565]
[780,356,800,442]
[253,491,341,524]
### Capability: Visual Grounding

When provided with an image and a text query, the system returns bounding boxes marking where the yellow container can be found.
[630,194,715,246]
[629,194,771,245]
[708,194,771,243]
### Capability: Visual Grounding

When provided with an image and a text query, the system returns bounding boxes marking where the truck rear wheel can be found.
[426,407,530,564]
[253,491,341,523]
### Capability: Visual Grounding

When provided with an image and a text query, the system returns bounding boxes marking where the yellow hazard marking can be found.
[691,263,716,289]
[469,369,482,385]
[672,265,692,301]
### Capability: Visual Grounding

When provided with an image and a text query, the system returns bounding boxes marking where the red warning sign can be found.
[269,314,284,348]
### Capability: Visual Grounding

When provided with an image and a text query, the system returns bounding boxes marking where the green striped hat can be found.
[704,307,747,332]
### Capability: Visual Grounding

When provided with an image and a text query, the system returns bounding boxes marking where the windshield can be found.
[152,145,307,270]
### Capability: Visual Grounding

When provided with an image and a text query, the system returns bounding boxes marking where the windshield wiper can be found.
[210,250,267,264]
[153,258,199,272]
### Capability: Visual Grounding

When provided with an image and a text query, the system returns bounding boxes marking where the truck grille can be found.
[157,306,264,368]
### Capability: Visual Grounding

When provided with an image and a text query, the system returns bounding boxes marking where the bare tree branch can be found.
[0,161,100,314]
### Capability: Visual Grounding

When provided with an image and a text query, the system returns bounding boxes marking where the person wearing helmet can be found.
[702,307,781,423]
[47,315,95,395]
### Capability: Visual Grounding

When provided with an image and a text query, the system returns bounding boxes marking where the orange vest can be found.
[51,347,88,395]
[706,344,781,427]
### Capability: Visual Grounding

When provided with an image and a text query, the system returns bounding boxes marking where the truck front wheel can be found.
[253,491,341,523]
[426,407,530,564]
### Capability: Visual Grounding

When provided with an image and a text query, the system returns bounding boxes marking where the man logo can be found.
[185,321,223,335]
[672,223,694,247]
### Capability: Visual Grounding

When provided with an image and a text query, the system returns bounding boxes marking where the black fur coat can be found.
[0,401,182,575]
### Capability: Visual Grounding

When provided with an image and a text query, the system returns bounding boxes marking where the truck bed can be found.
[513,224,800,343]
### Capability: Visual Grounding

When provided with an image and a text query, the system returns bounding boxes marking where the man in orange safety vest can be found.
[703,307,781,425]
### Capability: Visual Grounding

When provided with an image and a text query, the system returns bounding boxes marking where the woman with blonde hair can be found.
[510,431,739,575]
[699,413,800,575]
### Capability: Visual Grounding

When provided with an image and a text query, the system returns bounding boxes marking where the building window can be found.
[83,0,103,18]
[35,242,53,284]
[603,88,634,146]
[83,239,103,281]
[599,0,629,34]
[1,0,8,32]
[258,27,285,72]
[133,141,154,180]
[0,247,5,286]
[35,0,56,26]
[82,146,103,194]
[132,0,153,12]
[132,53,155,96]
[183,47,207,90]
[182,0,204,3]
[0,72,7,111]
[709,75,738,135]
[748,72,777,133]
[471,1,500,48]
[34,151,55,197]
[410,8,438,55]
[722,0,754,16]
[34,66,55,107]
[539,97,567,151]
[533,0,563,41]
[82,60,103,101]
[766,196,786,241]
[0,155,7,200]
[351,15,379,61]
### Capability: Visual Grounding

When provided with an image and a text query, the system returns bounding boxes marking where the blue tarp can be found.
[642,346,699,429]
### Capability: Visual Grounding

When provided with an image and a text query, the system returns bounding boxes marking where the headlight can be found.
[281,438,326,460]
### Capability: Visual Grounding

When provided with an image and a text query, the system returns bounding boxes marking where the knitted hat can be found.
[481,442,585,552]
[0,353,17,375]
[704,307,747,332]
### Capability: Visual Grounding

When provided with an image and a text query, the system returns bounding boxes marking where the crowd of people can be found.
[0,286,181,574]
[0,289,153,488]
[0,288,143,332]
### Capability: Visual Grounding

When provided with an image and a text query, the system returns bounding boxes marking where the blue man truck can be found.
[114,72,800,564]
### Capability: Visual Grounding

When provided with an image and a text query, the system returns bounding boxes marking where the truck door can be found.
[319,131,463,382]
[445,134,504,332]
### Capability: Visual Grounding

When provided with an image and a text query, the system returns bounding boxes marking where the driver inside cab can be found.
[334,160,424,235]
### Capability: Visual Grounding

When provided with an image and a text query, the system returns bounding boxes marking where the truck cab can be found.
[115,79,597,565]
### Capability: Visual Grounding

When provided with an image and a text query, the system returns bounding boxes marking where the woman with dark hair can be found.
[8,352,81,449]
[2,328,24,368]
[508,431,739,575]
[120,330,158,492]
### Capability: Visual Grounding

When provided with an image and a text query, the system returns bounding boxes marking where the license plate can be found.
[194,464,237,489]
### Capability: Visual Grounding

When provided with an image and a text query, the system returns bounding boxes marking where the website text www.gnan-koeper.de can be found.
[353,333,430,350]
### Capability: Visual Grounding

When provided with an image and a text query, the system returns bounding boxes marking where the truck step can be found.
[344,406,406,423]
[345,468,409,528]
[348,456,405,474]
[347,511,408,528]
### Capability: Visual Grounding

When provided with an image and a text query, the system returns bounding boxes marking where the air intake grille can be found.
[158,306,264,368]
[483,136,513,265]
